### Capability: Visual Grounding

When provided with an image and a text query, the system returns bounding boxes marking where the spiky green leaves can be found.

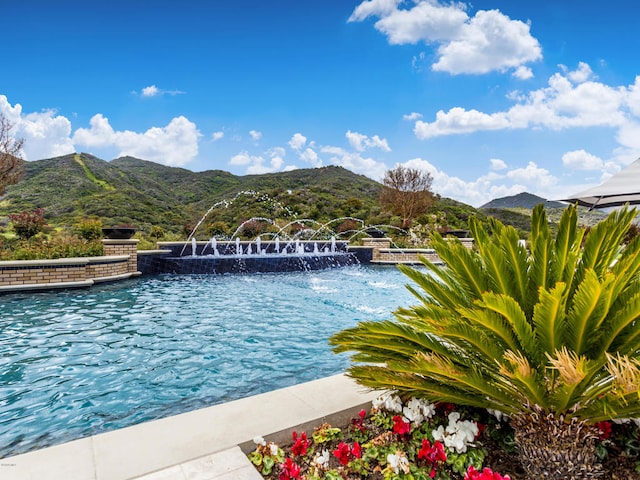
[330,204,640,421]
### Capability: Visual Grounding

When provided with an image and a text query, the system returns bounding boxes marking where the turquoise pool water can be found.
[0,265,421,458]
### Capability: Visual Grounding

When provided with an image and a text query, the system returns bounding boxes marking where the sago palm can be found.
[330,205,640,479]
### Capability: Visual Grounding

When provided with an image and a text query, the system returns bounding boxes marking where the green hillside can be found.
[0,153,389,237]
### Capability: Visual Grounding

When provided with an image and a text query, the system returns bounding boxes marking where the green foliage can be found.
[330,205,640,422]
[8,208,47,240]
[73,218,103,241]
[0,234,103,260]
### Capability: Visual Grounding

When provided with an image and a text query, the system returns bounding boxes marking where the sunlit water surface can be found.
[0,265,422,457]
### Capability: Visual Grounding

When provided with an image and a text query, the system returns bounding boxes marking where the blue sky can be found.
[3,0,640,207]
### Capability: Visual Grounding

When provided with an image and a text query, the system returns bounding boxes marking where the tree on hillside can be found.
[379,165,434,229]
[0,114,25,195]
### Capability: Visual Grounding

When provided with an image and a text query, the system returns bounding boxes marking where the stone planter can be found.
[102,227,137,240]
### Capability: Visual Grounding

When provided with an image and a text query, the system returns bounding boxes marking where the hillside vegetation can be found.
[3,153,606,241]
[0,153,411,238]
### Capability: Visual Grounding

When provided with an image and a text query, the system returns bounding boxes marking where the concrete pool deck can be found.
[2,374,378,480]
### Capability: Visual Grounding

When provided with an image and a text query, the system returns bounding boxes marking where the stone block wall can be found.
[102,239,139,272]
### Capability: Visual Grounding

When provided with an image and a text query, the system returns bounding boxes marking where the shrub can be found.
[8,208,47,240]
[73,218,103,241]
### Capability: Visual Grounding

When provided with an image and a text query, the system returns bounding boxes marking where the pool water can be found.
[0,265,421,458]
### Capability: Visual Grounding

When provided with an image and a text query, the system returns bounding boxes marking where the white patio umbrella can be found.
[560,157,640,210]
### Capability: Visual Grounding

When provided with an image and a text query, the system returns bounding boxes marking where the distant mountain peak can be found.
[481,192,565,209]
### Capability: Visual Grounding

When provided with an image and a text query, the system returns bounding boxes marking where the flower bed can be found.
[248,392,640,480]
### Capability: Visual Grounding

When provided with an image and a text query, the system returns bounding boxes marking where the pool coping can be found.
[1,373,378,480]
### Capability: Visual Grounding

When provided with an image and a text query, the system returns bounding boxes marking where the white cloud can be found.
[562,150,603,170]
[229,147,289,174]
[249,129,262,141]
[490,158,507,171]
[349,1,542,75]
[348,0,401,22]
[139,85,185,97]
[345,130,391,152]
[399,157,563,207]
[73,114,200,166]
[414,63,633,139]
[212,131,224,141]
[142,85,160,97]
[513,66,533,80]
[507,161,557,189]
[321,146,388,180]
[300,147,322,167]
[403,112,423,121]
[0,96,74,160]
[288,133,307,151]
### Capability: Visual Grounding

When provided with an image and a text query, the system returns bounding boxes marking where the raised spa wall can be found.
[0,237,474,293]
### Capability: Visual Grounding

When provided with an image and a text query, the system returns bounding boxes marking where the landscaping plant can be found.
[330,205,640,478]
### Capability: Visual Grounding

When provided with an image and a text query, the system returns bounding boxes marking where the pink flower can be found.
[392,415,411,436]
[464,466,511,480]
[279,457,301,480]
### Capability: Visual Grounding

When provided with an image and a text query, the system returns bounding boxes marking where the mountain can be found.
[0,153,387,234]
[480,192,565,209]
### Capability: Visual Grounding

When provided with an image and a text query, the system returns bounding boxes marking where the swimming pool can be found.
[0,265,421,458]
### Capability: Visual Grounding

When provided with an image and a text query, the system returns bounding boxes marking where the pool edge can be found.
[1,373,378,480]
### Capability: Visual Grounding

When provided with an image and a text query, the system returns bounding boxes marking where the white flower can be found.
[386,451,410,475]
[269,443,279,456]
[372,392,403,413]
[253,435,266,446]
[432,411,479,454]
[314,449,330,467]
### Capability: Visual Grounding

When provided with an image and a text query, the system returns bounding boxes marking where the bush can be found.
[8,208,47,240]
[73,218,103,241]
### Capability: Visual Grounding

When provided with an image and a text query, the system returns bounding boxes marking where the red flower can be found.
[352,442,362,459]
[392,415,411,436]
[475,421,486,439]
[291,431,309,456]
[279,458,301,480]
[358,409,366,420]
[596,421,612,440]
[464,466,510,480]
[333,441,361,465]
[417,439,447,478]
[333,442,351,466]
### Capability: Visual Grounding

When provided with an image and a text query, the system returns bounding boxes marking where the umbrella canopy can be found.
[560,157,640,209]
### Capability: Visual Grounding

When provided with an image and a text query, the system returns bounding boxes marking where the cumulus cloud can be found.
[212,131,224,141]
[321,146,388,180]
[345,130,391,152]
[73,114,200,166]
[0,95,74,160]
[249,129,262,141]
[562,149,604,170]
[399,157,564,207]
[513,66,533,80]
[229,147,289,174]
[139,85,185,97]
[490,158,508,171]
[288,133,307,151]
[414,63,633,139]
[349,0,542,75]
[506,161,557,189]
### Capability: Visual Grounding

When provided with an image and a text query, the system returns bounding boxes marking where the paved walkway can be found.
[2,374,377,480]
